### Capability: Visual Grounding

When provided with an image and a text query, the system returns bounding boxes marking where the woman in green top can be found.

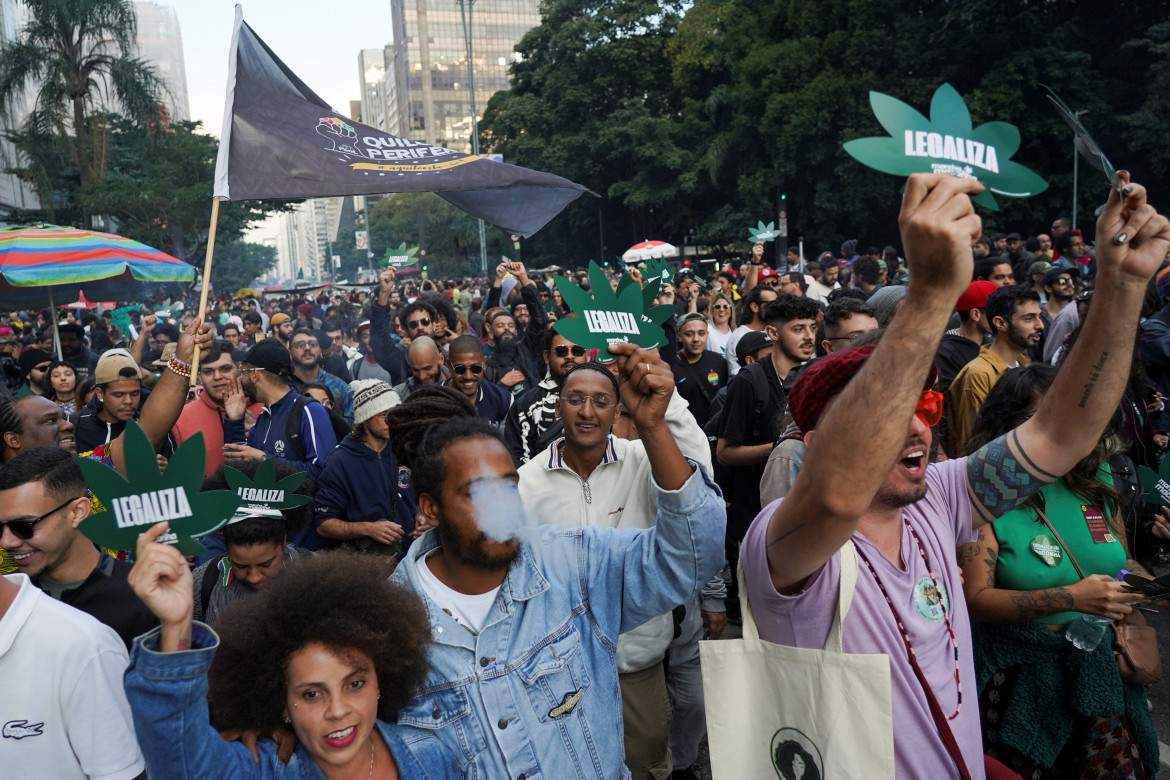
[958,364,1157,779]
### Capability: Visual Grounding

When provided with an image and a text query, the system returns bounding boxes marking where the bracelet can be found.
[167,356,192,378]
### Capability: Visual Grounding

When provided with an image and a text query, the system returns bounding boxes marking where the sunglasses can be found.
[453,363,483,375]
[560,394,616,411]
[1051,278,1074,285]
[0,496,83,541]
[712,304,731,311]
[916,389,944,426]
[291,340,319,349]
[408,318,431,330]
[33,362,51,372]
[553,345,587,358]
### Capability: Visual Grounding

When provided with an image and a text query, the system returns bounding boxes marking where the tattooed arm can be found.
[966,176,1170,526]
[960,524,1138,622]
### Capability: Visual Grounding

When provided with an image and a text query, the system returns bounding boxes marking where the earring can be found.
[283,716,290,724]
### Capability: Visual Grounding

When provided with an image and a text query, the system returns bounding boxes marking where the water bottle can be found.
[1065,613,1111,651]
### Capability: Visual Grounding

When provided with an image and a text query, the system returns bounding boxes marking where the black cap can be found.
[1006,232,1023,241]
[242,338,292,375]
[18,348,52,375]
[736,331,773,363]
[1043,266,1080,287]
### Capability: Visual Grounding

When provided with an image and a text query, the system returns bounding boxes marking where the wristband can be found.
[167,355,192,379]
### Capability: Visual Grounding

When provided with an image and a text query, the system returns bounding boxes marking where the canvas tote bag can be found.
[700,544,896,779]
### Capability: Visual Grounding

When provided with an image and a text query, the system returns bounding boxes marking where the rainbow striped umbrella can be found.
[0,224,194,309]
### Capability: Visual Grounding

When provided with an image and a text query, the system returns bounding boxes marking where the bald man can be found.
[392,336,449,401]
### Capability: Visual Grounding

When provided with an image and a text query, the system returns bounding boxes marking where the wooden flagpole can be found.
[190,198,221,382]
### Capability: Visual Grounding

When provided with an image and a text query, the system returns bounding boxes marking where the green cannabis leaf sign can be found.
[76,421,243,556]
[224,460,312,520]
[748,221,779,242]
[843,83,1047,210]
[1139,456,1170,509]
[153,298,181,319]
[382,242,420,269]
[553,261,671,350]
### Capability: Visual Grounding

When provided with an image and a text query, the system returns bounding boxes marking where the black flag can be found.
[212,6,590,237]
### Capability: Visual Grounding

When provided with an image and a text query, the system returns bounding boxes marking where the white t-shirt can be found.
[0,574,145,780]
[723,324,756,376]
[706,324,733,358]
[415,552,500,634]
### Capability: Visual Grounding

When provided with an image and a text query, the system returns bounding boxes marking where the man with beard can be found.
[947,286,1043,456]
[172,341,257,478]
[717,295,819,575]
[485,261,548,393]
[392,336,448,401]
[742,173,1169,779]
[1036,267,1078,360]
[268,313,293,346]
[502,331,586,465]
[390,344,725,779]
[519,362,713,780]
[288,327,353,420]
[222,339,337,482]
[442,336,512,426]
[56,323,97,381]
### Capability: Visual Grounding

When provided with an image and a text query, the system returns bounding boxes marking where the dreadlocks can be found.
[384,385,476,469]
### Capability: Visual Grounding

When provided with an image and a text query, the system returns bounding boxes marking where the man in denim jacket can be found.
[392,343,726,779]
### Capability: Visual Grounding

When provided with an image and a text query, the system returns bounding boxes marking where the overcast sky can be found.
[161,0,396,136]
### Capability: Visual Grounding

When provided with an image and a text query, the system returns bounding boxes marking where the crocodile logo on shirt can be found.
[3,720,44,739]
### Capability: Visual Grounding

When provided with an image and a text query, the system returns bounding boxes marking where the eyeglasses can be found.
[915,389,944,426]
[560,394,616,411]
[0,496,83,541]
[552,345,587,358]
[452,363,483,375]
[291,340,319,350]
[1051,277,1074,286]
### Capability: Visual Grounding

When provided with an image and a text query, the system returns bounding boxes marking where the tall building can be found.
[274,198,345,283]
[132,2,190,122]
[0,0,39,215]
[373,0,540,152]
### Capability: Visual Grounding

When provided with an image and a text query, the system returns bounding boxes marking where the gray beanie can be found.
[866,285,908,327]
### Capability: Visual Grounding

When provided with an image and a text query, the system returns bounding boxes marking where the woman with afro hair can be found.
[124,529,458,779]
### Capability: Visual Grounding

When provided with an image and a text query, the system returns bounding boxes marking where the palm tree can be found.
[0,0,166,222]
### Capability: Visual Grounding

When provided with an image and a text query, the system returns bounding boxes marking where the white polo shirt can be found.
[0,574,145,780]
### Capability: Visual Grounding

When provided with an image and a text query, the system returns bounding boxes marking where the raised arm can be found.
[966,175,1170,524]
[370,269,407,385]
[764,174,983,591]
[130,313,157,366]
[110,318,213,475]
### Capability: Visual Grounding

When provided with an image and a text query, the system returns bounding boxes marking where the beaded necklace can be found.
[852,517,962,720]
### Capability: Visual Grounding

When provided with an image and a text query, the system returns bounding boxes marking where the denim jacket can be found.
[391,463,725,779]
[123,623,460,780]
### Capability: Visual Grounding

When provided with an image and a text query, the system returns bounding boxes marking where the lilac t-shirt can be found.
[742,458,984,780]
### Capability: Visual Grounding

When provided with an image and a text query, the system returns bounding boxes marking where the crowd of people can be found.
[2,171,1170,780]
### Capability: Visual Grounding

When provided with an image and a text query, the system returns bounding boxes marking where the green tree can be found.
[482,0,1170,261]
[0,0,166,224]
[210,241,279,292]
[367,192,506,278]
[77,117,288,265]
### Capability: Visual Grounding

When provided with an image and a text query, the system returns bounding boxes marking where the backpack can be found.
[285,395,351,461]
[200,555,227,617]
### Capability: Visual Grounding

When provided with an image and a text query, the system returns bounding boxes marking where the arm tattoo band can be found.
[966,429,1058,524]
